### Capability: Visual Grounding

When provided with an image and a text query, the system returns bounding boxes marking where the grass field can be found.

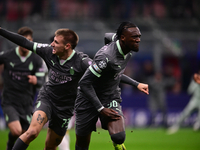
[0,128,200,150]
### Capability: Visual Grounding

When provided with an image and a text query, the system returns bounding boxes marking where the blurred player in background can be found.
[75,21,149,150]
[147,71,175,128]
[167,72,200,134]
[0,27,92,150]
[0,26,45,150]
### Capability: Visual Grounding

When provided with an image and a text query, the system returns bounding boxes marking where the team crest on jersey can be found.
[37,43,49,48]
[98,60,107,69]
[29,62,33,71]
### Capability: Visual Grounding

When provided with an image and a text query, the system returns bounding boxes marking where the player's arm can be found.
[0,27,34,51]
[104,33,117,45]
[81,54,92,70]
[30,59,46,87]
[79,62,121,120]
[79,68,103,111]
[121,74,149,95]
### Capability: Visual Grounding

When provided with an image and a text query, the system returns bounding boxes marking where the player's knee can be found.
[111,131,126,144]
[10,129,22,137]
[25,128,40,141]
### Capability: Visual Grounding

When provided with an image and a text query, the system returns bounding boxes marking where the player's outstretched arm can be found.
[0,27,34,51]
[120,74,149,95]
[120,74,139,87]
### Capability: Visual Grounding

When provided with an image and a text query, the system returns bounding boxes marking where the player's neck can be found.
[119,41,130,55]
[59,49,73,60]
[18,47,29,57]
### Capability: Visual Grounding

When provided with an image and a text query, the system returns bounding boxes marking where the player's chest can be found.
[110,56,130,74]
[5,57,35,71]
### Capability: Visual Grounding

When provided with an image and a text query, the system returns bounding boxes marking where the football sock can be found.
[6,132,18,150]
[12,138,28,150]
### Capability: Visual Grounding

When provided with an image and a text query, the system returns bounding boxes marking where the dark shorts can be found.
[75,92,124,136]
[34,98,74,136]
[2,105,32,130]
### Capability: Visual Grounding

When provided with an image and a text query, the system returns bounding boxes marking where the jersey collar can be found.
[58,50,76,65]
[16,47,32,62]
[116,40,126,59]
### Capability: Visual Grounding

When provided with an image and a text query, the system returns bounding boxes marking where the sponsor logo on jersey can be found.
[93,63,102,73]
[9,70,31,80]
[37,43,49,48]
[49,69,72,83]
[98,60,107,69]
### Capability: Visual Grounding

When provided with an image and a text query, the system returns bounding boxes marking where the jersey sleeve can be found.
[79,68,104,111]
[32,42,52,60]
[104,33,117,45]
[79,54,109,111]
[120,74,139,87]
[0,28,34,51]
[89,54,109,78]
[80,54,92,71]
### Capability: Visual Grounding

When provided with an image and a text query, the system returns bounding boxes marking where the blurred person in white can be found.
[167,72,200,134]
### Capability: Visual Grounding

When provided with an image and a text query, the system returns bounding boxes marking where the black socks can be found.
[12,138,28,150]
[6,132,18,150]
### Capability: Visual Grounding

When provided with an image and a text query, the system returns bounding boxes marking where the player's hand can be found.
[100,108,121,120]
[27,75,37,85]
[193,73,200,84]
[137,83,149,95]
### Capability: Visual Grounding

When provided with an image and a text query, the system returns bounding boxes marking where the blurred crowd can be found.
[0,0,200,21]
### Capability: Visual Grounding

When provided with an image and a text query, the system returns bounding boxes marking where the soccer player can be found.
[167,73,200,134]
[75,21,149,150]
[0,26,45,150]
[0,27,92,150]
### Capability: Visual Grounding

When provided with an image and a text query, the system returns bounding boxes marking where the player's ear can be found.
[65,43,71,49]
[121,34,125,42]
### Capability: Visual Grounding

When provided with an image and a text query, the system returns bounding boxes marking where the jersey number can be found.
[108,100,118,108]
[62,118,70,129]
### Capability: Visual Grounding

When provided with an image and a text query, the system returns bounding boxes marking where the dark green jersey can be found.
[0,47,45,107]
[33,42,92,109]
[79,40,133,110]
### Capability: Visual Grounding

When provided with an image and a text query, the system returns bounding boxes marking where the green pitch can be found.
[0,128,200,150]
